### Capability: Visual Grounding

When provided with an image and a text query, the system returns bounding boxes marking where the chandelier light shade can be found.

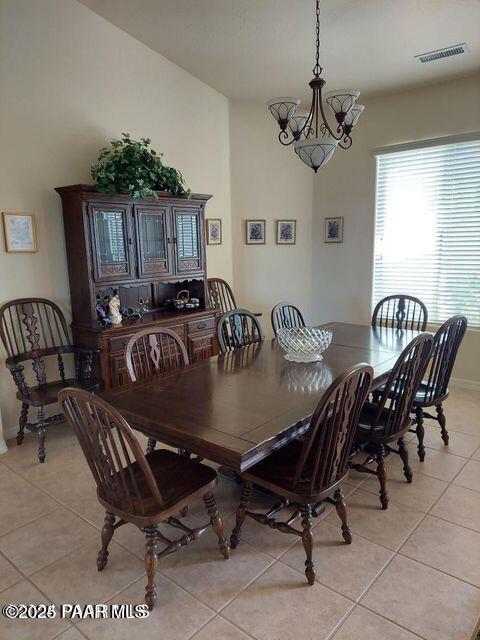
[324,90,360,123]
[267,98,301,130]
[288,112,311,139]
[266,0,363,172]
[343,104,364,130]
[294,136,337,172]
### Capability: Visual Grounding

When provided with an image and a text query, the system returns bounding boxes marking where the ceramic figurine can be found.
[108,293,122,325]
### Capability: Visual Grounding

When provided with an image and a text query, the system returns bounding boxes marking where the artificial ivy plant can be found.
[91,133,190,199]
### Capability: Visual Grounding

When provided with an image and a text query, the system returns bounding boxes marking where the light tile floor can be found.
[0,385,479,640]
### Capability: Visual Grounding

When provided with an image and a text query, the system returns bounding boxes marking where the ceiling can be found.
[78,0,480,102]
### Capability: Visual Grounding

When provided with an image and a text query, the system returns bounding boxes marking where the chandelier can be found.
[266,0,364,172]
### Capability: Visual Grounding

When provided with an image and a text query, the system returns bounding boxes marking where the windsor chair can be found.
[0,298,99,462]
[271,302,305,337]
[207,278,237,314]
[230,364,373,585]
[351,333,433,509]
[372,295,428,331]
[411,315,467,460]
[58,388,229,611]
[217,309,265,353]
[124,328,194,483]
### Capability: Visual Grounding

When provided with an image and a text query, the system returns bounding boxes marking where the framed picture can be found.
[276,219,296,245]
[246,219,266,244]
[2,212,37,252]
[324,217,343,243]
[206,218,222,245]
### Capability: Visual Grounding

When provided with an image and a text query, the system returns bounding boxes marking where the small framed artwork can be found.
[246,219,266,244]
[324,216,344,243]
[2,212,37,253]
[206,218,222,245]
[276,219,296,245]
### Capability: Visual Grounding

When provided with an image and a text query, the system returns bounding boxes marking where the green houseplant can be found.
[91,133,190,199]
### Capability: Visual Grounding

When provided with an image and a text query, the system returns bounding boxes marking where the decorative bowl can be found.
[276,326,332,363]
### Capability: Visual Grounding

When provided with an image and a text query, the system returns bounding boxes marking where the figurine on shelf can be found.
[108,292,122,325]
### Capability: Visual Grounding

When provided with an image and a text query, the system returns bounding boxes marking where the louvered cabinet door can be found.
[88,203,135,283]
[172,206,204,276]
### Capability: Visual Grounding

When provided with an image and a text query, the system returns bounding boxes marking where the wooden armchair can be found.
[230,364,373,585]
[411,315,467,460]
[58,388,229,610]
[271,302,305,337]
[124,327,190,456]
[351,333,433,509]
[0,298,99,463]
[217,309,265,353]
[372,295,428,331]
[207,278,237,314]
[207,277,262,317]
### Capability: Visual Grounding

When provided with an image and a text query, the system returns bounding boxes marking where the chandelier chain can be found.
[313,0,322,77]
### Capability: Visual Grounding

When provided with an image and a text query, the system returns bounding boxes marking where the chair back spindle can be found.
[292,364,373,494]
[372,295,428,331]
[124,328,189,383]
[59,388,163,515]
[207,278,237,314]
[217,309,265,353]
[271,302,305,337]
[419,315,467,404]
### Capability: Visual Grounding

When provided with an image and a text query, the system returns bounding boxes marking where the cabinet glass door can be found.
[90,204,133,282]
[135,207,170,278]
[173,208,203,274]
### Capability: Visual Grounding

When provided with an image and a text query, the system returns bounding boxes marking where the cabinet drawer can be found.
[109,323,186,353]
[186,316,215,335]
[109,334,134,353]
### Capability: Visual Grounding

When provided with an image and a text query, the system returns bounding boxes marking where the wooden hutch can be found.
[56,184,219,389]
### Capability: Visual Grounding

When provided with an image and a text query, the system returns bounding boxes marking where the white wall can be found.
[229,101,314,335]
[312,73,480,384]
[0,0,233,441]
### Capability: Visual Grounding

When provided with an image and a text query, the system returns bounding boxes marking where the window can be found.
[373,136,480,326]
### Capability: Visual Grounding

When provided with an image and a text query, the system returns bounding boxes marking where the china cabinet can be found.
[56,184,218,389]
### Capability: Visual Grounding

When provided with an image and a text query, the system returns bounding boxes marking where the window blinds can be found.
[373,138,480,326]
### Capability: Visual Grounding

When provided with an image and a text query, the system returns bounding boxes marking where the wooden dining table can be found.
[103,322,420,472]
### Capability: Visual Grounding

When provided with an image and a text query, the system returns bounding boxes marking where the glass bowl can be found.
[276,326,332,363]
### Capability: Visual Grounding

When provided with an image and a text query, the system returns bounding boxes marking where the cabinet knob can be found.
[198,321,206,330]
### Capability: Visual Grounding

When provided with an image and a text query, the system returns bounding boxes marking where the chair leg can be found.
[397,437,413,483]
[97,511,115,571]
[37,406,46,463]
[144,524,158,611]
[203,491,229,559]
[17,402,28,445]
[436,403,449,445]
[301,505,316,585]
[333,488,352,544]
[415,406,426,462]
[146,438,156,454]
[230,481,252,549]
[177,449,191,514]
[375,443,389,510]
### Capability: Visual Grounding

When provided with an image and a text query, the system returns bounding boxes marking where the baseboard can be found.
[451,377,480,391]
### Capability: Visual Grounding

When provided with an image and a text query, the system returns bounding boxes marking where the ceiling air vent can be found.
[415,43,469,64]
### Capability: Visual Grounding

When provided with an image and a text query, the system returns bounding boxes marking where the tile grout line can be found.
[344,444,480,639]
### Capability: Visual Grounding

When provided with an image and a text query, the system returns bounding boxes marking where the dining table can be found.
[103,322,420,472]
